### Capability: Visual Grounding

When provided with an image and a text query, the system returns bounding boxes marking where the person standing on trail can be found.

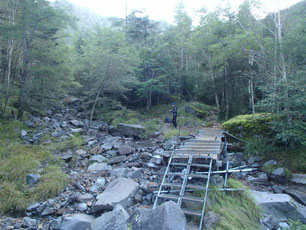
[169,103,177,128]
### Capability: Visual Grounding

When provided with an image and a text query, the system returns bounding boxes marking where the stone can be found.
[127,168,142,179]
[128,201,189,230]
[91,205,129,230]
[89,155,106,163]
[270,167,289,184]
[25,120,35,128]
[272,167,285,176]
[61,150,73,161]
[88,163,112,173]
[140,152,151,160]
[23,217,37,227]
[91,177,139,213]
[60,214,94,230]
[69,120,84,127]
[71,128,83,134]
[150,155,162,165]
[283,187,306,206]
[203,211,221,229]
[291,174,306,185]
[21,130,27,138]
[77,203,88,212]
[118,144,135,155]
[26,203,41,212]
[111,168,132,178]
[263,215,279,230]
[26,174,41,186]
[51,217,62,230]
[272,185,283,194]
[76,193,94,203]
[107,156,126,165]
[88,140,98,147]
[263,160,277,167]
[279,222,290,229]
[117,123,145,138]
[40,207,55,216]
[90,178,106,193]
[101,142,113,151]
[250,190,306,223]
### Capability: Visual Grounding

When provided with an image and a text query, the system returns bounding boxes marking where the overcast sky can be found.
[61,0,302,23]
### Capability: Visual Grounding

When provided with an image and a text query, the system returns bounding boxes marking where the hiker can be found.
[169,103,177,128]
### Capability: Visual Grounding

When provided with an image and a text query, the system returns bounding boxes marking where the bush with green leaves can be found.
[222,113,277,138]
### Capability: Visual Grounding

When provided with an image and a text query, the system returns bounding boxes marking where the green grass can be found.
[0,119,71,215]
[163,129,190,140]
[212,179,260,230]
[193,179,260,230]
[46,134,83,153]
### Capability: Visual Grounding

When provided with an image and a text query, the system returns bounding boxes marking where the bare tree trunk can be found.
[277,0,286,81]
[89,60,111,128]
[248,76,255,114]
[224,65,229,120]
[178,48,184,99]
[208,56,220,113]
[17,37,29,119]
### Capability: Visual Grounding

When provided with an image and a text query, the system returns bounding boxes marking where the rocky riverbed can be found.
[0,103,305,230]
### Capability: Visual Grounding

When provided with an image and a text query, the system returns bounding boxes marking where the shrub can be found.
[222,113,277,138]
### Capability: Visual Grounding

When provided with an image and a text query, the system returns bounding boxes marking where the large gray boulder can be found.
[128,201,189,230]
[91,177,139,213]
[60,214,94,230]
[291,174,306,185]
[117,123,145,138]
[250,190,306,223]
[91,205,129,230]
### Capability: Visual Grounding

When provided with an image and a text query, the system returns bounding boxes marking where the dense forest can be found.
[0,1,306,229]
[0,0,305,158]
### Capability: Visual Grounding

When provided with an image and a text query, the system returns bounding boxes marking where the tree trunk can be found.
[209,57,220,113]
[248,76,255,114]
[17,37,30,119]
[277,0,286,81]
[89,60,111,128]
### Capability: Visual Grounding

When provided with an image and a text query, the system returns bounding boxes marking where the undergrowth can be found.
[0,119,71,215]
[193,179,260,230]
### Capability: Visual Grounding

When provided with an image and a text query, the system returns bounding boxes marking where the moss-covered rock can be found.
[222,113,277,137]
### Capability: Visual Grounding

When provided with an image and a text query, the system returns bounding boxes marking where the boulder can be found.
[26,173,41,186]
[250,190,306,223]
[291,174,306,185]
[21,130,28,138]
[107,156,126,165]
[283,187,306,206]
[111,168,132,178]
[263,215,279,230]
[269,167,289,184]
[60,214,94,230]
[128,201,189,230]
[88,163,112,173]
[69,119,83,127]
[118,144,135,155]
[91,205,129,230]
[91,177,139,213]
[203,211,221,229]
[185,106,205,118]
[90,178,106,193]
[117,123,145,138]
[263,160,277,167]
[76,193,94,203]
